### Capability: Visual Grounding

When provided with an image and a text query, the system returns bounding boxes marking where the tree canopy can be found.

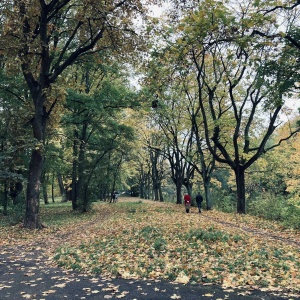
[0,0,300,228]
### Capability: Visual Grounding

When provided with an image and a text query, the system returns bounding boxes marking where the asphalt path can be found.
[0,245,295,300]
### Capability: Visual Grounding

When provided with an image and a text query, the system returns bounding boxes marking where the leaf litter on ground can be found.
[0,198,299,298]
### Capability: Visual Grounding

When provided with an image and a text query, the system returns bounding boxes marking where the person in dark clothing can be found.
[196,192,203,213]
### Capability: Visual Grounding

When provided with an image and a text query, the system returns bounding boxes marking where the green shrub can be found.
[214,195,236,213]
[139,226,161,239]
[248,193,300,229]
[282,203,300,229]
[184,227,231,243]
[7,196,26,225]
[153,238,167,251]
[248,193,286,221]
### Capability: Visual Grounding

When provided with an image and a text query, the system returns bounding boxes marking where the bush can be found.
[139,226,161,239]
[247,193,285,221]
[248,192,300,229]
[153,238,167,251]
[214,195,236,213]
[7,195,26,225]
[184,227,231,243]
[282,203,300,229]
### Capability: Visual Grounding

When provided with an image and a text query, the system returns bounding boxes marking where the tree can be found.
[184,1,300,213]
[148,92,196,204]
[190,111,216,210]
[240,1,300,101]
[0,66,31,216]
[141,121,167,201]
[252,1,300,52]
[143,29,217,208]
[62,72,137,210]
[128,115,160,200]
[146,0,300,213]
[266,117,300,198]
[0,0,147,228]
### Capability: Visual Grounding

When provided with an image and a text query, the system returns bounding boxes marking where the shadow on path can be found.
[0,245,293,300]
[1,198,299,299]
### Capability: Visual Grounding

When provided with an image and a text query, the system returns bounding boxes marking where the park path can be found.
[202,213,300,249]
[0,197,299,299]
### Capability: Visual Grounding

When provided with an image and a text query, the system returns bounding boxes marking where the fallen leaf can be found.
[170,293,181,299]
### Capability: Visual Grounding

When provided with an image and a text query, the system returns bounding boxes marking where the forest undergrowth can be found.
[0,197,299,298]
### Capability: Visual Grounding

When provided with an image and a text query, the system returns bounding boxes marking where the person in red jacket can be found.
[184,194,191,213]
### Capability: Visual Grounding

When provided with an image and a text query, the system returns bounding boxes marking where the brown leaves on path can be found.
[1,197,300,298]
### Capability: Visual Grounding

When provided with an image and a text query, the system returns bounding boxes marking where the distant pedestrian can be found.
[111,191,116,203]
[184,194,191,213]
[196,192,203,213]
[111,191,120,203]
[114,191,119,202]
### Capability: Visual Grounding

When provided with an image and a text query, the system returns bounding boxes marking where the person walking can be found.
[184,194,191,213]
[114,191,119,202]
[196,192,203,213]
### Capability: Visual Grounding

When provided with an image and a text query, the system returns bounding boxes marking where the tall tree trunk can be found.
[203,178,212,210]
[57,174,66,202]
[3,181,8,216]
[71,166,77,209]
[235,166,246,214]
[43,186,49,205]
[24,147,43,229]
[23,94,47,228]
[21,1,50,228]
[159,183,164,202]
[176,183,182,204]
[153,186,159,201]
[139,173,145,198]
[71,129,78,210]
[51,174,55,202]
[42,170,49,205]
[77,121,88,211]
[82,185,89,212]
[146,171,151,199]
[151,150,160,201]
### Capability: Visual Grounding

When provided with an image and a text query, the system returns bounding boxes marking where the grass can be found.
[40,201,96,226]
[1,199,300,295]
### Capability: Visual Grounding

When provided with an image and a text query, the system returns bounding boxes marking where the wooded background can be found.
[0,0,299,229]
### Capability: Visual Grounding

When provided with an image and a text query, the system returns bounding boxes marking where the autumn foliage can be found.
[1,198,299,298]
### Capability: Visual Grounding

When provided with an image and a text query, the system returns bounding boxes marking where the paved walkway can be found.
[0,246,293,300]
[1,199,299,299]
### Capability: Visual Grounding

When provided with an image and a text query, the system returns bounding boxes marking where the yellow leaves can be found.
[118,270,137,279]
[20,293,32,299]
[174,272,190,284]
[148,270,163,278]
[116,291,129,298]
[2,199,300,295]
[42,289,56,295]
[0,284,12,290]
